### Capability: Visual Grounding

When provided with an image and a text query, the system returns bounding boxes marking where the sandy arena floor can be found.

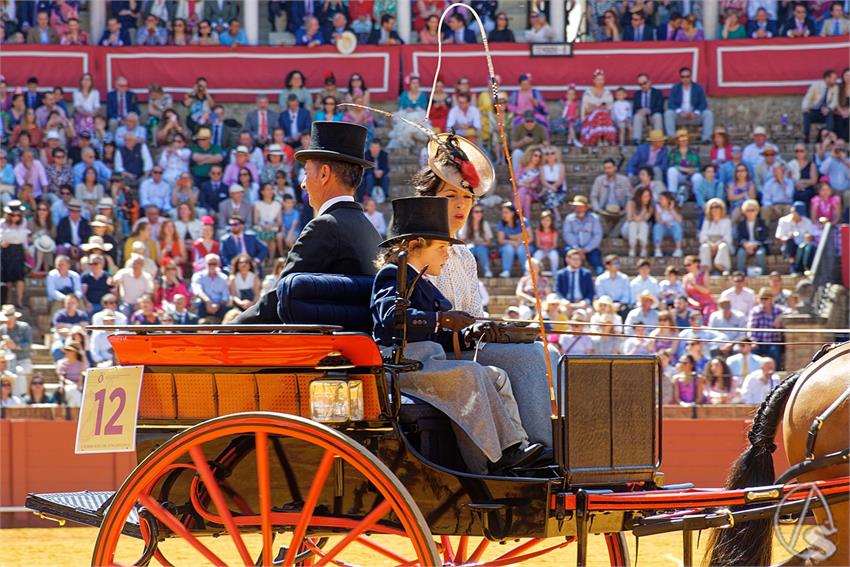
[0,526,800,566]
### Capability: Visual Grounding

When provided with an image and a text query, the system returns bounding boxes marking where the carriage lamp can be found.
[309,380,364,423]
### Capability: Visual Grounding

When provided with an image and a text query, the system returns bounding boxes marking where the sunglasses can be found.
[32,381,44,386]
[1,383,10,388]
[37,207,49,211]
[638,81,648,86]
[152,170,163,174]
[680,74,691,79]
[473,209,483,214]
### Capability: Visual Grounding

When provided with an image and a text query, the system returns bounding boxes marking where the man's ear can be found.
[319,163,333,185]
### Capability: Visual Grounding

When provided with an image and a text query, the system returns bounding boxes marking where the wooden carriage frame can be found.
[25,324,850,567]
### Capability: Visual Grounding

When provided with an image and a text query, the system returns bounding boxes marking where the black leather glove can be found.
[464,322,499,344]
[437,311,476,333]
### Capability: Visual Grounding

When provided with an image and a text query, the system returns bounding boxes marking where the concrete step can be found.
[30,344,54,366]
[31,364,59,383]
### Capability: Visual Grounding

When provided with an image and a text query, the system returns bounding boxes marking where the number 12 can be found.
[93,387,126,436]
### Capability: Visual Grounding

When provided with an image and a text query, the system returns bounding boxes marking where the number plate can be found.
[75,366,144,454]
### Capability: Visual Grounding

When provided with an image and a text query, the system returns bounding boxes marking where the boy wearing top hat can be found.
[237,121,382,324]
[371,196,543,475]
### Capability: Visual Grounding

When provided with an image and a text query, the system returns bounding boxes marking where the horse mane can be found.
[704,372,800,566]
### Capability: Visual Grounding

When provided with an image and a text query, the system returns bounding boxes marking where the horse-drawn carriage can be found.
[24,271,850,566]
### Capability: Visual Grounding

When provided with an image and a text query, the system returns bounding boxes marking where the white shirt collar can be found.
[317,195,355,217]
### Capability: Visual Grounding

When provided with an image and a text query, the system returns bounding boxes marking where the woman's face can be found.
[819,184,832,198]
[640,189,652,206]
[323,99,336,113]
[540,214,552,229]
[501,206,513,222]
[530,149,542,164]
[496,13,508,29]
[713,132,724,147]
[202,224,213,239]
[427,15,438,31]
[638,169,650,184]
[436,183,473,234]
[409,77,420,91]
[239,170,252,187]
[238,258,250,273]
[84,168,96,184]
[81,74,92,90]
[24,108,35,123]
[593,74,605,88]
[735,166,747,181]
[351,75,362,88]
[139,225,151,240]
[291,73,304,89]
[163,221,175,237]
[140,297,153,312]
[261,184,273,200]
[178,203,190,220]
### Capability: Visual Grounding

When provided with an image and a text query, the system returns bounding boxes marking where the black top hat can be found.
[294,121,373,168]
[381,197,463,248]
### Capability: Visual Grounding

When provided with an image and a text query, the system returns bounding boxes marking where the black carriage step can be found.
[26,490,141,538]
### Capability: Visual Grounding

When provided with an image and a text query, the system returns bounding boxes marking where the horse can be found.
[705,341,850,566]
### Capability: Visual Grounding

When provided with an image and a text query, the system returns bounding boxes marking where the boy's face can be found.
[615,90,626,101]
[282,198,294,211]
[413,240,450,277]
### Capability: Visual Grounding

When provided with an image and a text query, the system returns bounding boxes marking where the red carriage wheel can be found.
[604,532,630,566]
[92,413,440,566]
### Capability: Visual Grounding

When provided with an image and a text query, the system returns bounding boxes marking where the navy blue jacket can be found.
[780,16,816,37]
[200,179,229,212]
[631,87,664,116]
[371,264,455,350]
[106,89,140,121]
[622,24,658,41]
[735,217,769,248]
[627,143,669,176]
[441,27,476,44]
[555,267,595,303]
[667,82,708,113]
[364,149,389,172]
[278,107,312,141]
[219,230,268,269]
[746,19,778,38]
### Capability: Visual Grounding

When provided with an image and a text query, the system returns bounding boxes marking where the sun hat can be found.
[81,235,114,252]
[34,234,56,254]
[425,132,495,198]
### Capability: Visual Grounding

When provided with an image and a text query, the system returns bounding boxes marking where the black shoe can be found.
[489,443,544,474]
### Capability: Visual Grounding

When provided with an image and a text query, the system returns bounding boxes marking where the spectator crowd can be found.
[1,0,849,411]
[3,1,850,47]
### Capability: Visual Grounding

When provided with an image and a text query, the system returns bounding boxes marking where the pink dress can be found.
[685,270,716,318]
[810,195,840,223]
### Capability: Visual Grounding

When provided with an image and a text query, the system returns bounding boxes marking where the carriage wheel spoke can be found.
[189,445,254,566]
[283,449,336,566]
[354,535,410,564]
[468,538,490,563]
[455,536,469,564]
[314,500,393,566]
[440,535,455,564]
[139,494,227,566]
[255,432,273,567]
[493,538,541,561]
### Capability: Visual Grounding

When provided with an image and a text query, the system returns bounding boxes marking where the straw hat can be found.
[34,234,56,254]
[593,295,616,312]
[0,304,22,321]
[426,132,495,198]
[89,214,113,228]
[62,340,84,357]
[636,290,658,307]
[647,130,665,143]
[569,195,589,208]
[336,30,358,55]
[81,235,114,252]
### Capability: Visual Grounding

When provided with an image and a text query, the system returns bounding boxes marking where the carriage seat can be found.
[276,273,375,333]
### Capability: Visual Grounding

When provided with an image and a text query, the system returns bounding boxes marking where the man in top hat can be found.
[561,195,604,274]
[236,121,382,324]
